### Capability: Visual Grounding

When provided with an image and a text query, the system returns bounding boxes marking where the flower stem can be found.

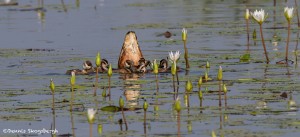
[176,71,179,85]
[52,92,55,114]
[94,68,99,96]
[200,97,203,114]
[286,22,291,62]
[219,80,222,107]
[295,0,300,27]
[246,19,250,51]
[224,92,227,108]
[259,24,270,63]
[155,74,159,93]
[89,123,92,137]
[144,110,147,134]
[108,77,111,101]
[70,111,75,137]
[177,112,181,137]
[121,108,128,131]
[183,40,190,69]
[70,86,74,112]
[172,75,175,98]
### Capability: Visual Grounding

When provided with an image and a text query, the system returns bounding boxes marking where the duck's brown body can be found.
[118,31,143,69]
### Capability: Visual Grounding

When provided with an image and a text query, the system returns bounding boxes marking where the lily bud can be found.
[102,88,106,97]
[98,124,103,135]
[143,100,148,111]
[198,90,203,100]
[154,105,159,111]
[50,79,55,93]
[206,60,210,68]
[284,7,294,22]
[182,28,187,41]
[95,52,101,67]
[185,79,193,92]
[175,97,181,112]
[217,66,223,81]
[245,9,250,20]
[87,108,97,124]
[212,130,217,137]
[119,96,124,109]
[223,84,227,93]
[198,77,202,88]
[204,71,208,81]
[107,64,112,77]
[70,71,76,86]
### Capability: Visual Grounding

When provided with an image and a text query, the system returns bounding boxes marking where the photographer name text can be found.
[3,128,58,135]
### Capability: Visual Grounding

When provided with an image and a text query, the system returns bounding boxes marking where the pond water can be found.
[0,0,300,137]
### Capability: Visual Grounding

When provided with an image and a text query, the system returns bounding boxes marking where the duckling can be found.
[158,59,169,73]
[118,31,144,69]
[119,60,136,73]
[94,59,109,73]
[136,58,150,73]
[157,59,182,73]
[66,60,94,75]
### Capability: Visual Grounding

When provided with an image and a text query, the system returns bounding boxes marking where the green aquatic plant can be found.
[143,100,148,134]
[185,79,193,93]
[107,64,112,99]
[198,77,202,91]
[49,79,55,114]
[245,9,250,51]
[152,59,159,91]
[198,90,203,113]
[102,88,106,97]
[198,90,203,101]
[182,28,190,69]
[212,130,217,137]
[50,79,55,93]
[240,53,250,62]
[94,52,101,96]
[206,60,210,68]
[251,9,269,63]
[223,84,228,107]
[119,96,128,130]
[169,51,180,96]
[205,72,209,82]
[169,51,180,85]
[70,71,76,86]
[175,97,181,112]
[97,124,102,135]
[175,97,181,137]
[70,71,76,112]
[217,66,223,107]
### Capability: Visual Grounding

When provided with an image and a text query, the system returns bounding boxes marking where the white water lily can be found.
[87,108,97,123]
[168,51,180,64]
[284,7,294,22]
[251,9,268,25]
[245,9,250,20]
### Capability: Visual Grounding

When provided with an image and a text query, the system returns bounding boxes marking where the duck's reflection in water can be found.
[121,73,143,107]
